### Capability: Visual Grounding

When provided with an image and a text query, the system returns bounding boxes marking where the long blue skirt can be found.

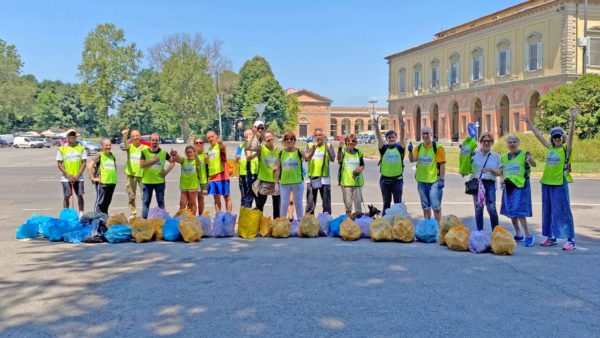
[541,181,575,239]
[500,179,532,218]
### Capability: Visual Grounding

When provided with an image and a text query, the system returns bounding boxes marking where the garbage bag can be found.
[59,208,80,224]
[16,219,40,239]
[383,203,408,223]
[163,218,181,241]
[214,212,236,238]
[238,208,262,239]
[48,218,81,242]
[83,219,107,243]
[64,226,91,243]
[328,215,347,238]
[174,208,194,219]
[298,214,320,238]
[355,216,373,238]
[259,216,272,237]
[370,217,392,242]
[415,219,438,243]
[438,215,463,245]
[290,220,299,237]
[104,225,132,244]
[317,213,333,236]
[271,217,292,238]
[197,216,212,237]
[152,218,166,241]
[179,216,202,242]
[492,226,517,255]
[340,218,361,241]
[80,211,107,226]
[148,207,171,219]
[106,213,129,227]
[130,218,156,243]
[468,230,491,253]
[30,215,53,237]
[392,217,414,243]
[445,225,470,251]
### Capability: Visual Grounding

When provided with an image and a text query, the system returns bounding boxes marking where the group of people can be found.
[56,107,578,250]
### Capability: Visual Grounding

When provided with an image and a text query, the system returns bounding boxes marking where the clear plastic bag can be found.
[354,216,373,238]
[370,217,392,242]
[468,230,491,253]
[317,213,333,236]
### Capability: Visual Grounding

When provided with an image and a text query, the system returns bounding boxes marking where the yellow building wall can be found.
[576,15,600,74]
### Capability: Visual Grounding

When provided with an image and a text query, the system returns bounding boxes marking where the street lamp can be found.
[369,99,378,124]
[253,103,267,123]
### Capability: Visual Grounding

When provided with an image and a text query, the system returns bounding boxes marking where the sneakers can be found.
[562,240,576,251]
[540,238,558,246]
[524,236,535,247]
[514,235,525,242]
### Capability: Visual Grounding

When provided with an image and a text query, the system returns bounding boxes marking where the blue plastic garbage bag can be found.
[19,214,53,237]
[104,225,132,244]
[197,216,212,238]
[354,216,373,238]
[328,215,348,238]
[290,220,299,237]
[317,213,333,236]
[47,219,81,242]
[214,212,236,237]
[64,226,91,243]
[415,219,438,243]
[16,219,40,239]
[59,208,79,223]
[163,218,182,241]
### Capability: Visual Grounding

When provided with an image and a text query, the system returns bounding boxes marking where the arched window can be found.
[398,68,406,93]
[526,32,543,72]
[496,39,511,76]
[471,47,483,81]
[449,53,460,87]
[430,58,440,89]
[413,64,422,92]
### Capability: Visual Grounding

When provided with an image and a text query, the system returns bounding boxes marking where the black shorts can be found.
[62,181,84,198]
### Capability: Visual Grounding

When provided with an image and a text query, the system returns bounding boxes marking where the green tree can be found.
[33,90,63,129]
[218,69,239,138]
[284,95,300,132]
[539,74,600,139]
[159,44,215,142]
[233,56,273,113]
[242,76,287,131]
[78,23,142,135]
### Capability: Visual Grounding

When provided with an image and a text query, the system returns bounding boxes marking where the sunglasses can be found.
[283,138,295,141]
[347,140,356,143]
[481,140,492,143]
[151,140,159,143]
[195,141,203,145]
[422,132,430,135]
[257,127,265,130]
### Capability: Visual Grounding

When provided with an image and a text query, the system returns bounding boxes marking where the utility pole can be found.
[215,71,222,137]
[583,0,589,74]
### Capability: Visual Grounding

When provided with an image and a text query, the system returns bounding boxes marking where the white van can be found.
[13,136,44,148]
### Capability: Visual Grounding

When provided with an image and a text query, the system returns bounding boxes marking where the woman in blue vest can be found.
[522,107,578,250]
[500,134,536,247]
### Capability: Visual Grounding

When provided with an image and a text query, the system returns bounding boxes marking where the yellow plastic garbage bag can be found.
[260,216,273,237]
[392,216,414,243]
[445,225,470,251]
[340,218,361,241]
[492,226,517,255]
[130,218,156,243]
[106,213,129,228]
[438,215,463,245]
[153,218,166,241]
[179,216,202,242]
[298,214,320,238]
[174,208,194,218]
[271,217,291,238]
[370,217,392,242]
[238,208,262,239]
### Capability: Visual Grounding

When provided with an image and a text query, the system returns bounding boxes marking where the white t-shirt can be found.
[471,150,501,181]
[56,148,88,182]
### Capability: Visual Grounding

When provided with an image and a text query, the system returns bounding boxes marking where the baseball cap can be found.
[253,121,265,128]
[65,129,77,136]
[550,127,565,137]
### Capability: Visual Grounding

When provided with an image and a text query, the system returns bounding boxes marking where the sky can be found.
[1,0,522,106]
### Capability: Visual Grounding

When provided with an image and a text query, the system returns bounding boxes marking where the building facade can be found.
[287,88,389,138]
[386,0,600,142]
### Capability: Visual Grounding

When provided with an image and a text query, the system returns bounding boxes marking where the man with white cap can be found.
[56,129,87,215]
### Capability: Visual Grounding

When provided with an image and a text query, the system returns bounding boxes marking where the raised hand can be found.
[571,106,580,119]
[122,128,129,135]
[519,114,530,123]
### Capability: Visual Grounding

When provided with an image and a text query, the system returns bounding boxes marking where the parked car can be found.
[0,139,9,148]
[58,139,101,154]
[34,137,52,148]
[162,137,175,144]
[0,134,14,146]
[13,136,44,148]
[175,137,184,144]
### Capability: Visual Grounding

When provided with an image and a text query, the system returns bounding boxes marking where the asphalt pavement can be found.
[1,143,599,337]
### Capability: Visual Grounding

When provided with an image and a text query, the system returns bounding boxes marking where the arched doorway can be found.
[299,118,309,138]
[341,118,351,136]
[471,97,482,136]
[451,101,459,142]
[529,91,540,125]
[415,106,422,141]
[498,95,510,137]
[354,119,364,134]
[380,118,389,131]
[430,103,439,140]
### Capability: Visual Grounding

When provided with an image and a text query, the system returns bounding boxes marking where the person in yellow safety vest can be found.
[193,137,208,215]
[236,129,260,209]
[408,126,446,224]
[337,134,365,216]
[305,128,336,215]
[372,115,406,214]
[246,129,281,218]
[87,138,117,214]
[500,134,536,247]
[170,145,200,216]
[56,129,87,216]
[205,130,232,213]
[522,107,578,250]
[139,133,175,219]
[121,128,148,219]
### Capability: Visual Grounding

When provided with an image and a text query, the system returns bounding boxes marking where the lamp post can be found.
[233,118,245,141]
[253,103,267,123]
[369,99,379,125]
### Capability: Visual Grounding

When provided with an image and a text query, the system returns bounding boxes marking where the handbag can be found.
[465,153,491,195]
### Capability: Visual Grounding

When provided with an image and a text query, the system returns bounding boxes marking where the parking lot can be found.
[1,144,600,337]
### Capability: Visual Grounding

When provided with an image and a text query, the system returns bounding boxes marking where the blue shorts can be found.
[417,182,443,211]
[208,180,230,196]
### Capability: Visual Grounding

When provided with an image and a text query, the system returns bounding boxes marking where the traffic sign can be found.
[467,123,477,138]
